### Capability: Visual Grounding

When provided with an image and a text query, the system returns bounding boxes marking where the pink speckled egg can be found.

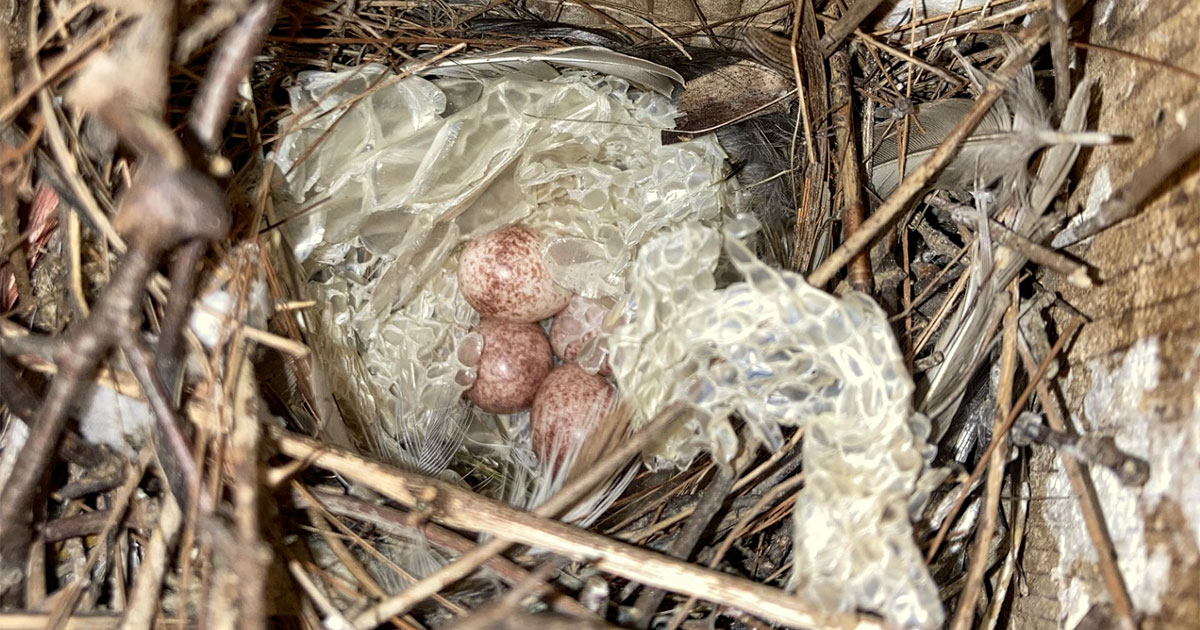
[530,364,616,469]
[466,320,552,414]
[549,295,612,375]
[458,226,571,323]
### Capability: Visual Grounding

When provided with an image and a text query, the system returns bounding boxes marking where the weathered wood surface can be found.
[1018,0,1200,627]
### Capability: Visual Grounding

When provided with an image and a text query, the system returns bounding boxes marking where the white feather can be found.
[422,46,685,96]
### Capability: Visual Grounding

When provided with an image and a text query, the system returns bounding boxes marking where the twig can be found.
[1011,417,1149,487]
[983,463,1028,630]
[937,199,1093,288]
[1,81,231,610]
[44,454,147,630]
[897,0,1049,49]
[0,351,109,469]
[664,472,805,630]
[683,0,718,46]
[888,238,973,322]
[794,0,831,273]
[1048,0,1072,119]
[450,563,582,630]
[837,23,965,87]
[226,334,271,630]
[948,281,1017,630]
[1016,334,1139,630]
[297,484,466,618]
[808,18,1054,288]
[154,240,207,390]
[0,613,122,629]
[269,417,885,630]
[829,45,873,294]
[36,87,122,249]
[345,404,690,627]
[0,123,37,311]
[122,339,210,514]
[818,0,890,55]
[1053,96,1200,247]
[614,430,804,542]
[565,0,646,43]
[187,0,280,153]
[631,464,738,629]
[118,492,182,630]
[0,0,272,599]
[287,561,354,630]
[910,259,972,357]
[0,248,157,595]
[926,316,1083,561]
[40,504,152,543]
[297,488,601,620]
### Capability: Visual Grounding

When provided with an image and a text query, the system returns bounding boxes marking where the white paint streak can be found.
[1046,337,1200,625]
[1082,166,1112,227]
[1098,0,1117,26]
[1056,166,1111,247]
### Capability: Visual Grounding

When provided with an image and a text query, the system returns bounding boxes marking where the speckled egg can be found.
[530,364,617,468]
[457,226,571,323]
[549,295,612,374]
[466,320,552,414]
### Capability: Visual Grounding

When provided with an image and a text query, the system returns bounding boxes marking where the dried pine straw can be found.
[0,0,1191,629]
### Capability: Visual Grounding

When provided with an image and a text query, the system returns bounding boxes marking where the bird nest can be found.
[0,1,1189,629]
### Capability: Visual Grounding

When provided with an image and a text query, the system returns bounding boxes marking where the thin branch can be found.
[926,317,1084,561]
[808,20,1054,288]
[1048,0,1072,119]
[948,281,1017,630]
[664,472,806,630]
[269,416,885,630]
[934,198,1093,288]
[188,0,280,153]
[818,0,890,55]
[829,45,873,294]
[0,250,156,594]
[632,464,738,629]
[297,489,601,620]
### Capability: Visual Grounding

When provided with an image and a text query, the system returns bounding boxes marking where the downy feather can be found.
[369,387,470,477]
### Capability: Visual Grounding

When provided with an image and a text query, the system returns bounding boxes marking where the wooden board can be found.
[1014,0,1200,627]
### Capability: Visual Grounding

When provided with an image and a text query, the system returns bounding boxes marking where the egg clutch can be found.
[456,225,616,472]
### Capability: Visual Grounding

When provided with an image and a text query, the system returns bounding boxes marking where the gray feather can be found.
[423,46,685,96]
[869,65,1112,200]
[870,98,1014,197]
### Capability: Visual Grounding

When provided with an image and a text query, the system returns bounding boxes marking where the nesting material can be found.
[270,62,730,464]
[271,45,947,625]
[605,216,943,627]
